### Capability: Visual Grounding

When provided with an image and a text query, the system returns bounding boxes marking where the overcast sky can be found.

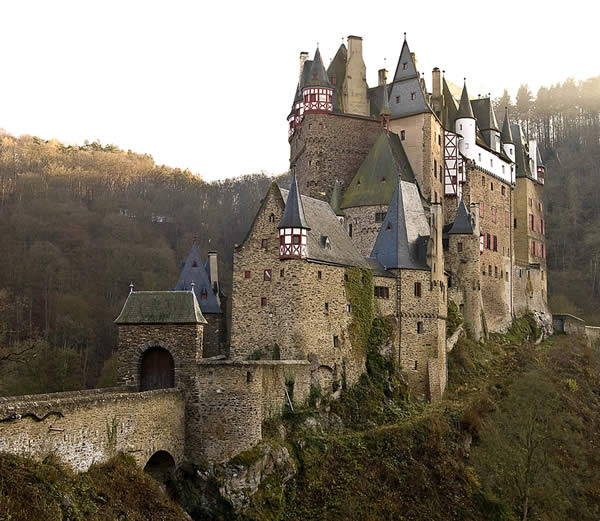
[1,1,597,181]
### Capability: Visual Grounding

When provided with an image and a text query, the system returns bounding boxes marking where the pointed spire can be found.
[456,80,474,119]
[329,179,344,216]
[370,178,428,270]
[448,198,474,235]
[501,107,514,144]
[307,47,331,87]
[488,100,500,132]
[279,175,310,229]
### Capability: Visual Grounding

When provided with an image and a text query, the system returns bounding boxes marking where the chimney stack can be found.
[299,51,309,83]
[207,251,220,301]
[411,52,418,72]
[378,68,388,86]
[431,67,441,112]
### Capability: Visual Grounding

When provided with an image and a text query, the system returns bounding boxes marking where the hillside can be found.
[2,318,599,521]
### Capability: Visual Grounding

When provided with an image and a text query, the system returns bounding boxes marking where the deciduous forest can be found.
[0,74,598,396]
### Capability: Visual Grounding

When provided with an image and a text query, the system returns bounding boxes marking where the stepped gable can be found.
[115,291,207,324]
[174,243,221,314]
[341,131,416,209]
[448,199,473,235]
[279,187,367,268]
[370,178,430,270]
[388,38,431,118]
[512,123,532,178]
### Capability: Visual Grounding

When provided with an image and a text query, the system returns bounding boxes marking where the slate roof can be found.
[329,179,344,216]
[341,131,416,209]
[368,84,387,118]
[370,179,430,271]
[456,82,475,119]
[392,39,418,82]
[279,188,367,268]
[441,78,459,129]
[307,48,331,88]
[471,98,499,132]
[327,44,347,112]
[536,146,544,167]
[448,199,473,235]
[279,175,310,229]
[174,242,222,314]
[512,123,532,178]
[501,108,514,144]
[115,291,207,324]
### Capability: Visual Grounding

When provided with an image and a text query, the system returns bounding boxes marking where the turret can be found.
[302,47,333,114]
[279,175,310,259]
[379,84,390,133]
[329,179,344,223]
[501,108,516,179]
[455,80,476,160]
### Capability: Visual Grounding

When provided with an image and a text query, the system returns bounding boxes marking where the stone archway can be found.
[140,346,175,391]
[144,450,176,483]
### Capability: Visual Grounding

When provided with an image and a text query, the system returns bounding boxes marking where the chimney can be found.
[411,52,418,72]
[432,67,441,99]
[207,251,220,297]
[299,51,309,83]
[378,68,388,86]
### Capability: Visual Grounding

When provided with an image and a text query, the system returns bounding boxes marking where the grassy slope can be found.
[0,453,188,521]
[239,317,600,521]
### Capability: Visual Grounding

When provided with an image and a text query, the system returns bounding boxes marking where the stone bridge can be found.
[0,387,185,475]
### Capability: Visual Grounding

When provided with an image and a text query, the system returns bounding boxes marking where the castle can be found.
[0,35,549,474]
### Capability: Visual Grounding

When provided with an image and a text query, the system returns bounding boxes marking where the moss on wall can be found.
[344,267,374,357]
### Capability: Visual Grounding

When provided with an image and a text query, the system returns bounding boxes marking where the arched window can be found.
[140,346,175,391]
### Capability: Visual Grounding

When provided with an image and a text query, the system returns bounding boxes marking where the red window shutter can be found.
[505,211,509,227]
[480,202,484,218]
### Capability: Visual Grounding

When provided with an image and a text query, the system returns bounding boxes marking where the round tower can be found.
[455,80,476,160]
[279,175,310,259]
[302,47,333,114]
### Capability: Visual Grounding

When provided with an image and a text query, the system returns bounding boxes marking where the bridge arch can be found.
[139,345,175,391]
[144,450,176,483]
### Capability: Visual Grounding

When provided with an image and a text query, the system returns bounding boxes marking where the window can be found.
[414,360,418,370]
[292,235,300,245]
[514,218,517,229]
[411,92,416,100]
[400,130,406,140]
[317,270,322,280]
[481,176,485,187]
[490,159,494,168]
[375,211,386,223]
[244,270,251,279]
[192,261,198,268]
[344,273,349,282]
[417,322,424,334]
[531,240,536,256]
[540,201,543,212]
[502,186,506,196]
[374,286,390,299]
[495,266,498,278]
[280,269,284,278]
[434,159,437,178]
[494,236,498,251]
[396,95,400,103]
[200,288,207,300]
[480,201,484,218]
[268,213,276,223]
[505,211,510,227]
[457,242,463,252]
[438,134,441,145]
[478,153,482,162]
[261,297,267,307]
[490,182,494,192]
[529,214,535,231]
[246,371,253,383]
[348,223,353,237]
[414,282,422,297]
[502,165,505,175]
[346,304,351,312]
[486,233,491,249]
[492,206,497,223]
[488,264,492,276]
[264,269,272,281]
[403,62,407,70]
[541,219,545,235]
[324,302,329,312]
[529,197,532,207]
[333,335,339,348]
[261,239,268,249]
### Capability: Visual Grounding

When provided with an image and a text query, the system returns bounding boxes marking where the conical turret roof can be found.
[501,108,514,144]
[307,48,331,88]
[448,199,473,235]
[174,242,221,314]
[370,178,429,270]
[329,179,344,216]
[456,81,474,119]
[278,175,310,229]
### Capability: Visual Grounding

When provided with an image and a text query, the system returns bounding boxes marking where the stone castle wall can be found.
[291,112,380,201]
[0,388,185,472]
[195,360,310,463]
[513,263,549,316]
[343,204,388,257]
[203,313,227,358]
[514,177,546,267]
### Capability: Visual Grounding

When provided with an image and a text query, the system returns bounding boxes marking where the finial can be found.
[442,69,445,76]
[317,41,319,48]
[404,32,407,41]
[129,282,134,294]
[384,57,387,67]
[463,77,466,83]
[191,281,195,291]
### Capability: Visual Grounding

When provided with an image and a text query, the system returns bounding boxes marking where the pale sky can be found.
[1,1,597,181]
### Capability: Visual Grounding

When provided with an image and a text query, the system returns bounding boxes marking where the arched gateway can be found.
[140,346,175,391]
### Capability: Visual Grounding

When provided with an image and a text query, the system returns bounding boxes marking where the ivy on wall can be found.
[344,267,374,357]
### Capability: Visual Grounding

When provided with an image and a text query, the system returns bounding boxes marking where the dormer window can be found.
[269,213,276,223]
[375,212,386,223]
[192,262,198,268]
[321,235,331,249]
[386,223,392,231]
[396,96,400,104]
[403,62,407,70]
[410,92,416,100]
[200,288,207,300]
[400,130,406,140]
